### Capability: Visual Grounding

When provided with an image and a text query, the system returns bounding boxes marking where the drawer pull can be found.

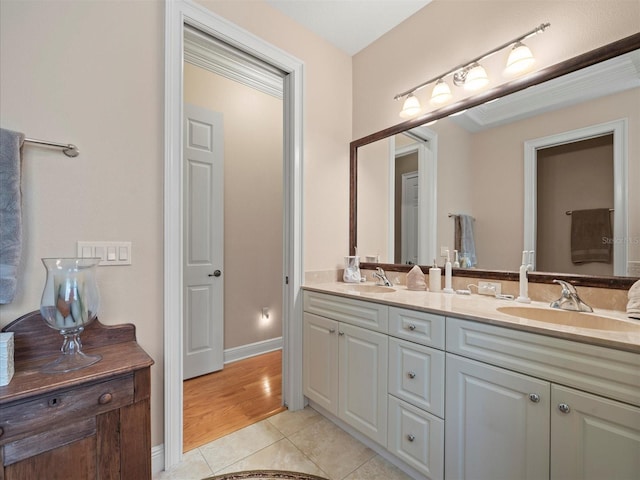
[407,434,416,442]
[99,393,113,405]
[528,393,540,403]
[407,371,416,379]
[407,324,416,331]
[48,397,60,407]
[558,403,571,414]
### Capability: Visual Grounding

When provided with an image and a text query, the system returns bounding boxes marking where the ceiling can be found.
[265,0,432,56]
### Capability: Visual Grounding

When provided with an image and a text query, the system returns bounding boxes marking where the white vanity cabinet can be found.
[446,317,640,480]
[302,291,388,446]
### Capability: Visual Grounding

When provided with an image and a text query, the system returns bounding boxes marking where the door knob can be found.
[208,270,222,277]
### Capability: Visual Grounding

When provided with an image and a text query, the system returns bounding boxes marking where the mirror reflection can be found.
[355,48,639,277]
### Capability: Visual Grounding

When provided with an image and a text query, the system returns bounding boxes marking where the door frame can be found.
[523,119,627,275]
[164,0,304,469]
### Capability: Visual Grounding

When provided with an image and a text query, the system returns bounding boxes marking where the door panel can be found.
[183,104,224,380]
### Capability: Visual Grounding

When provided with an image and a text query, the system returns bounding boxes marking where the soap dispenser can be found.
[516,250,533,303]
[443,250,454,294]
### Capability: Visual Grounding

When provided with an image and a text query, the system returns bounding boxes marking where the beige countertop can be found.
[303,282,640,354]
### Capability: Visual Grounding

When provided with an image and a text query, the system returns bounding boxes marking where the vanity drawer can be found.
[388,395,444,480]
[303,290,388,333]
[388,307,445,349]
[0,374,134,442]
[389,338,445,417]
[446,317,640,406]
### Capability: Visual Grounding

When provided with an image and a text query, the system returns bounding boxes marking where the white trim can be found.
[524,119,628,275]
[152,444,165,475]
[224,337,283,364]
[164,0,304,470]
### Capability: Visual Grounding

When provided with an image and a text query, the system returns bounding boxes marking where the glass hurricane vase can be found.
[40,258,102,373]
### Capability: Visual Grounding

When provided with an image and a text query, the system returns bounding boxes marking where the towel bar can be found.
[565,209,614,215]
[24,137,79,157]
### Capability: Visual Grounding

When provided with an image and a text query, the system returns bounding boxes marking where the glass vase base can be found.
[41,352,102,374]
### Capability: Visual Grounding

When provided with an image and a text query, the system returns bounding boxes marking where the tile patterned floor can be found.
[154,406,414,480]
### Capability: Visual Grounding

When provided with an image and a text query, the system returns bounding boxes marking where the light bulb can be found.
[504,42,535,76]
[399,94,421,118]
[430,79,453,106]
[464,63,489,91]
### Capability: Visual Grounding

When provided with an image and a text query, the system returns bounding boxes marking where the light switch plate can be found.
[77,241,131,266]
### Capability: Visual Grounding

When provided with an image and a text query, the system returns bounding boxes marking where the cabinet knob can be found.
[338,331,345,336]
[528,393,540,403]
[558,403,571,414]
[407,434,416,442]
[407,371,416,379]
[329,328,336,334]
[407,324,416,331]
[99,393,113,405]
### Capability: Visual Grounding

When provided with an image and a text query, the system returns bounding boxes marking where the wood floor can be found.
[183,349,286,452]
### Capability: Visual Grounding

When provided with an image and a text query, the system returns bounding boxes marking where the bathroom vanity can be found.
[302,284,640,480]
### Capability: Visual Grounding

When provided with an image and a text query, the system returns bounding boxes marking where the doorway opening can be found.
[164,1,304,470]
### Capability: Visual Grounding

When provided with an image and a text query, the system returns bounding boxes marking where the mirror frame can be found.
[350,32,640,289]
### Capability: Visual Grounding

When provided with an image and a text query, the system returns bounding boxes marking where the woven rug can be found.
[203,470,328,480]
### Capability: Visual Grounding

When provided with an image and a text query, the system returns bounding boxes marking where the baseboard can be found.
[224,336,283,364]
[152,444,165,474]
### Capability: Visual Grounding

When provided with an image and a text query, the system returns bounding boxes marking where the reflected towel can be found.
[627,279,640,320]
[570,208,612,264]
[454,214,477,268]
[0,128,25,304]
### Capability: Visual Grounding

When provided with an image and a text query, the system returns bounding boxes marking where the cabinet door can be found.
[551,384,640,480]
[339,322,388,446]
[445,354,550,480]
[303,313,339,415]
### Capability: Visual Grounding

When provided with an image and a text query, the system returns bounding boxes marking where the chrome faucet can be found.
[550,279,593,312]
[373,267,392,287]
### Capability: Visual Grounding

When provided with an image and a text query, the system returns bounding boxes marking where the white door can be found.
[401,172,419,265]
[550,384,640,479]
[339,322,388,446]
[183,103,224,380]
[445,354,550,480]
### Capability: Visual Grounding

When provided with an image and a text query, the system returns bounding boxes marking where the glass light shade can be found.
[464,63,489,91]
[505,42,535,76]
[430,79,453,106]
[399,94,421,118]
[40,258,101,373]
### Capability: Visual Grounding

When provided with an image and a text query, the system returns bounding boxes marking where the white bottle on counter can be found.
[429,259,442,292]
[443,250,454,294]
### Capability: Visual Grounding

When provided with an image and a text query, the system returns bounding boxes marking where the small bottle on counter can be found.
[429,259,442,292]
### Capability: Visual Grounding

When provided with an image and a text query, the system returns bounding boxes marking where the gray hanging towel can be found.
[0,128,25,304]
[570,208,612,264]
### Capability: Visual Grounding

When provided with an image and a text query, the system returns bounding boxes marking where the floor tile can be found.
[216,438,328,478]
[267,405,322,437]
[153,448,213,480]
[199,419,284,473]
[343,454,414,480]
[288,418,375,480]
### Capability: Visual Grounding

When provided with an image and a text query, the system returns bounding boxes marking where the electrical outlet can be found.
[478,281,502,296]
[628,261,640,277]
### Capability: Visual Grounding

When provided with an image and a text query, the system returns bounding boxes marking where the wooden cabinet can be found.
[446,317,640,480]
[0,311,154,480]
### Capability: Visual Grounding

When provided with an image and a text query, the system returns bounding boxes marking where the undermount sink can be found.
[497,306,639,332]
[338,284,396,294]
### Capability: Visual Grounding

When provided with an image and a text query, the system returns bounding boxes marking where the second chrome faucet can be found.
[550,279,593,312]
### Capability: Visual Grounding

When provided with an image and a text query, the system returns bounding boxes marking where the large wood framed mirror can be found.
[350,32,640,289]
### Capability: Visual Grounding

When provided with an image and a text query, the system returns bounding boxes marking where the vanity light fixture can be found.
[394,22,550,117]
